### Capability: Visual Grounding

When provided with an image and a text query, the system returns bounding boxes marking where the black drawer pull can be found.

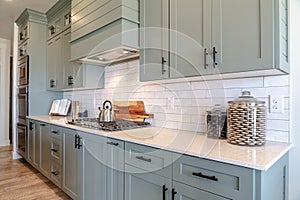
[162,185,168,200]
[51,171,59,176]
[192,172,218,182]
[40,124,46,126]
[172,188,177,200]
[51,148,58,153]
[107,141,119,146]
[136,156,151,163]
[51,130,58,134]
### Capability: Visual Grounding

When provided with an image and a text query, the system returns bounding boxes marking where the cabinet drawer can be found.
[173,154,255,199]
[125,142,172,178]
[51,138,62,163]
[50,126,62,140]
[50,160,62,187]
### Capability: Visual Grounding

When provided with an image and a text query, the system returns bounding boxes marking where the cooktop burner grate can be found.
[67,118,151,131]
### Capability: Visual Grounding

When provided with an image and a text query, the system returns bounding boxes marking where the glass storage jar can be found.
[206,104,227,139]
[227,91,266,146]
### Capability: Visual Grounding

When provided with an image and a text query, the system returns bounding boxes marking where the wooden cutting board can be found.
[113,101,153,122]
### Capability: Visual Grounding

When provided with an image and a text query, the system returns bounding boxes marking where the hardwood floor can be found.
[0,146,71,200]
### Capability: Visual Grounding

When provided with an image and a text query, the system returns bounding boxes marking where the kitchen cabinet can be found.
[50,125,63,187]
[81,132,124,200]
[140,0,289,81]
[47,34,63,90]
[62,128,83,200]
[172,153,289,200]
[39,123,51,178]
[16,9,62,116]
[27,120,35,164]
[125,142,173,200]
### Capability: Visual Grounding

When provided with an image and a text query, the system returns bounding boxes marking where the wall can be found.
[289,0,300,199]
[64,60,290,143]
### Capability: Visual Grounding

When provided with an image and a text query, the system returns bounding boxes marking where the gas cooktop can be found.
[67,118,151,132]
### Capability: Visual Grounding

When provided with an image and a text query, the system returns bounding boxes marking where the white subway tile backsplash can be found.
[64,60,290,143]
[264,75,289,87]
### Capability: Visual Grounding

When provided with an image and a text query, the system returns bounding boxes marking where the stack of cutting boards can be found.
[113,101,153,122]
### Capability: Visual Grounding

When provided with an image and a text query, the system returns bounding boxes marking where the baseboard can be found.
[12,151,22,159]
[0,140,10,147]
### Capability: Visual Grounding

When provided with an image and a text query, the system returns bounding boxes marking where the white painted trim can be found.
[12,151,22,159]
[0,38,10,147]
[12,23,18,156]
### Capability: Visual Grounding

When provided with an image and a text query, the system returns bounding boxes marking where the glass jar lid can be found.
[207,104,227,115]
[228,90,265,105]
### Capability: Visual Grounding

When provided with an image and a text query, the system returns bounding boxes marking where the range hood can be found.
[70,0,139,65]
[79,46,139,65]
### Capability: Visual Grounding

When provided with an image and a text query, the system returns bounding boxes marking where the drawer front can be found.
[50,126,62,140]
[51,138,62,163]
[125,142,172,178]
[173,154,254,199]
[50,160,62,187]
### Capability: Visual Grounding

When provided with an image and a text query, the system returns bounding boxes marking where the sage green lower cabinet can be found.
[27,120,35,164]
[40,123,51,178]
[62,128,83,200]
[33,123,40,168]
[80,132,124,200]
[173,153,289,200]
[124,142,173,200]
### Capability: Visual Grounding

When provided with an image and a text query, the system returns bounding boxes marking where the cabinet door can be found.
[170,0,211,77]
[211,0,273,73]
[62,129,82,200]
[27,120,34,163]
[33,123,40,168]
[47,35,62,90]
[173,181,229,200]
[62,29,74,89]
[40,123,51,178]
[125,170,172,200]
[140,0,169,81]
[82,134,107,200]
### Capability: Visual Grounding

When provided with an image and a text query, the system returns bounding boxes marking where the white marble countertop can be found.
[28,116,292,171]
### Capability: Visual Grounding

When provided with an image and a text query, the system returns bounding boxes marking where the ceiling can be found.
[0,0,59,41]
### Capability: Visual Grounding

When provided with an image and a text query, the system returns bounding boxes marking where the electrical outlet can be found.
[269,95,284,113]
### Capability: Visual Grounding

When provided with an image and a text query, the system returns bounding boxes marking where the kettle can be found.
[98,100,113,122]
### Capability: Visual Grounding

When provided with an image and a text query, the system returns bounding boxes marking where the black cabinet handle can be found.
[136,156,151,163]
[162,185,168,200]
[162,57,167,74]
[68,76,74,86]
[213,47,218,68]
[77,136,82,149]
[172,188,177,200]
[107,141,119,146]
[50,79,56,88]
[29,122,34,130]
[40,124,46,127]
[192,172,218,182]
[51,171,59,176]
[204,48,209,69]
[51,148,57,153]
[75,135,78,149]
[51,130,58,134]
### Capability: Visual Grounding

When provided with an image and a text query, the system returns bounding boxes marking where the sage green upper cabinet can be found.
[140,0,289,81]
[47,34,63,90]
[169,0,209,78]
[139,0,169,81]
[211,0,289,74]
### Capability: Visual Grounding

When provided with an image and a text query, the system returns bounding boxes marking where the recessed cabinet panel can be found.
[212,0,273,73]
[170,0,210,78]
[140,0,169,81]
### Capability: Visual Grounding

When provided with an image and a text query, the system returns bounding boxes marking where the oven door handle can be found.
[17,123,27,127]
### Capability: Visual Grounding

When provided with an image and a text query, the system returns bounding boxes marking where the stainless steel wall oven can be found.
[16,55,29,158]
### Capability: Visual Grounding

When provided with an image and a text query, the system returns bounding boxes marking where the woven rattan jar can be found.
[227,91,266,146]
